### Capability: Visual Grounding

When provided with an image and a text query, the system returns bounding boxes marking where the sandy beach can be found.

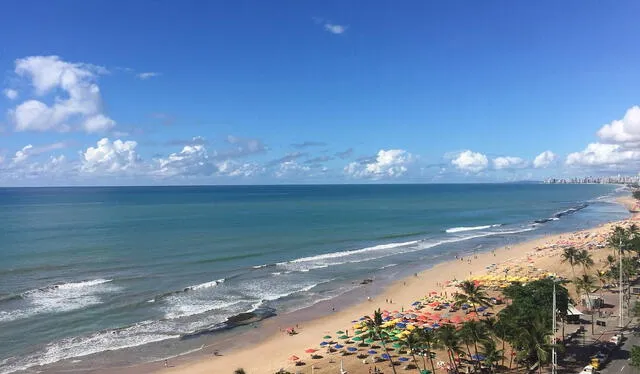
[132,196,638,374]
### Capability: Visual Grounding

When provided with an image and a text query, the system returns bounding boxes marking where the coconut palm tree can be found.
[575,274,597,334]
[561,246,579,277]
[454,280,492,317]
[437,324,463,373]
[416,328,439,374]
[576,249,594,275]
[514,314,555,374]
[401,330,426,374]
[480,339,504,373]
[460,320,488,368]
[364,309,397,374]
[484,317,510,367]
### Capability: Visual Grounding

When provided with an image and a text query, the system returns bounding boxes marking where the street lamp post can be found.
[619,237,624,328]
[552,278,558,374]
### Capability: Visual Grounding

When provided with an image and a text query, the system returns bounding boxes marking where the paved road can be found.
[601,331,638,374]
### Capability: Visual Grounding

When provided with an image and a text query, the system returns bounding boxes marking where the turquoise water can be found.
[0,184,629,373]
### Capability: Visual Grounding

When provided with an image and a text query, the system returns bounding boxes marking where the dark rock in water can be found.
[360,279,373,285]
[179,307,276,340]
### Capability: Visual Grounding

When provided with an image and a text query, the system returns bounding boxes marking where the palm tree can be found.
[438,324,463,373]
[561,247,579,277]
[484,317,510,367]
[576,249,594,275]
[416,328,439,374]
[234,369,246,374]
[575,274,597,334]
[454,280,492,317]
[364,309,398,374]
[402,330,426,374]
[514,314,555,374]
[480,339,504,373]
[460,320,487,368]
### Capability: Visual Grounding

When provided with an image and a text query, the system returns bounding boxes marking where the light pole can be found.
[619,237,624,328]
[551,277,558,374]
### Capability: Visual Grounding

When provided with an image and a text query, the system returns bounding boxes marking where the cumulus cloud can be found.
[344,149,413,179]
[266,152,307,167]
[451,150,488,173]
[81,138,139,173]
[216,160,264,178]
[9,56,115,133]
[11,142,69,164]
[597,106,640,144]
[492,156,528,170]
[137,72,161,80]
[533,150,556,168]
[324,23,348,34]
[3,89,18,100]
[155,144,214,177]
[566,143,640,168]
[13,145,33,164]
[221,135,267,158]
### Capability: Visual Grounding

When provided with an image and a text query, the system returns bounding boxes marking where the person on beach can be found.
[164,359,168,367]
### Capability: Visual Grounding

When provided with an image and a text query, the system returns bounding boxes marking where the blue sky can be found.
[1,0,640,185]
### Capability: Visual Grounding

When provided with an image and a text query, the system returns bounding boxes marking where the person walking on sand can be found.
[164,359,168,367]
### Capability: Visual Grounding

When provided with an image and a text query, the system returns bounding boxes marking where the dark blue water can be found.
[0,184,629,373]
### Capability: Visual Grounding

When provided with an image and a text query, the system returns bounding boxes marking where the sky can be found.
[1,0,640,186]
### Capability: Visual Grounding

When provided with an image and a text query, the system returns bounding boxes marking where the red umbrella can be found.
[289,355,300,361]
[305,348,317,354]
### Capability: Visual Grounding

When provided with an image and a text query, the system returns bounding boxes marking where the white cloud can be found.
[217,160,264,177]
[155,144,215,177]
[137,72,161,80]
[81,138,139,173]
[345,149,413,179]
[3,89,18,100]
[492,156,528,170]
[324,23,348,34]
[533,150,556,168]
[9,55,115,133]
[597,106,640,144]
[451,150,488,173]
[13,144,33,164]
[566,143,640,168]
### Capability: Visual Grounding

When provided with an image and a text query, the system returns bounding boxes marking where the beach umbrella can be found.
[392,343,403,349]
[305,348,317,354]
[334,344,344,349]
[354,329,363,335]
[347,347,358,352]
[367,350,377,355]
[398,357,410,362]
[289,355,300,361]
[412,301,422,306]
[338,335,349,339]
[396,322,407,328]
[364,338,375,344]
[319,342,329,346]
[323,335,332,339]
[352,336,363,342]
[381,353,391,360]
[432,323,440,328]
[472,354,485,361]
[336,330,344,334]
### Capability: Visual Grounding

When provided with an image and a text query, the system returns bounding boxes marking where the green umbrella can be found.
[354,330,363,335]
[364,338,375,344]
[323,335,332,339]
[392,343,403,349]
[352,336,363,342]
[336,330,344,334]
[339,335,349,339]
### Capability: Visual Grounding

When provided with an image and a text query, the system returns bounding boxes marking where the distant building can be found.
[543,174,640,185]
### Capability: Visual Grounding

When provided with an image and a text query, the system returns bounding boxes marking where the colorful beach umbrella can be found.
[398,357,410,362]
[334,344,344,349]
[319,342,328,346]
[381,353,391,360]
[305,348,317,353]
[323,335,332,339]
[352,336,363,341]
[336,330,344,334]
[367,350,377,355]
[338,335,349,339]
[364,338,375,344]
[347,347,358,352]
[289,355,300,361]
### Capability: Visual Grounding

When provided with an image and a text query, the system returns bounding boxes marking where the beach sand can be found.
[130,196,636,374]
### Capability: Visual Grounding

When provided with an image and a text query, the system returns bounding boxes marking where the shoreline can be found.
[38,193,634,374]
[127,196,635,374]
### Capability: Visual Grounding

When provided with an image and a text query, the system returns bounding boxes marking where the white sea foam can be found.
[0,320,179,374]
[445,224,501,233]
[187,278,225,290]
[0,279,117,323]
[286,240,419,264]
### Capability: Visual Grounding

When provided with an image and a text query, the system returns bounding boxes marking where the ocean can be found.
[0,184,630,373]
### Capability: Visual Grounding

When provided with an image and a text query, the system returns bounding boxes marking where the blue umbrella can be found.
[367,350,377,355]
[381,353,391,360]
[396,322,407,328]
[432,323,440,328]
[424,327,433,331]
[398,357,409,362]
[412,301,421,306]
[334,344,344,349]
[359,317,367,321]
[472,354,485,361]
[319,342,328,346]
[347,347,358,352]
